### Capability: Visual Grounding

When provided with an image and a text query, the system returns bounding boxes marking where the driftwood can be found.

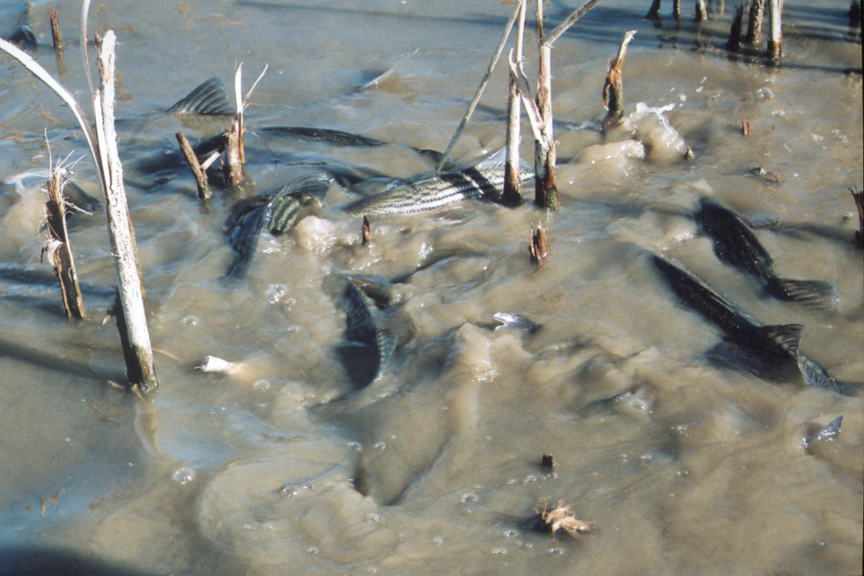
[95,32,158,393]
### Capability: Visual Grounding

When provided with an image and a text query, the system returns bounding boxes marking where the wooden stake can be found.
[530,224,548,264]
[503,0,528,207]
[695,0,708,21]
[727,0,746,52]
[50,8,63,49]
[175,132,210,200]
[746,0,765,45]
[95,31,158,394]
[361,215,371,245]
[223,118,243,188]
[603,30,636,130]
[43,167,85,320]
[766,0,782,63]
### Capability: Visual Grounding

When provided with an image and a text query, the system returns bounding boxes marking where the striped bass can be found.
[345,149,533,216]
[651,254,858,396]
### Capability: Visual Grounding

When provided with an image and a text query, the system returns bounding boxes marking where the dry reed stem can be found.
[43,158,85,320]
[603,30,637,129]
[502,0,528,206]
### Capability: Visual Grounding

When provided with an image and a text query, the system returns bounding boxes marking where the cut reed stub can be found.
[361,215,372,245]
[176,131,210,200]
[530,224,548,264]
[44,166,85,320]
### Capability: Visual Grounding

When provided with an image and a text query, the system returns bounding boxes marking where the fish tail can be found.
[764,277,839,311]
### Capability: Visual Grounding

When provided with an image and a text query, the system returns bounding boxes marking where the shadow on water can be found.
[0,548,158,576]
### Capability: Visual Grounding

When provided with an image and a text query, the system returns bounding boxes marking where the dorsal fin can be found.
[167,77,235,115]
[760,324,803,354]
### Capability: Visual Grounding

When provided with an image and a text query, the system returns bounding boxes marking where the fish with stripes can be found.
[345,148,533,216]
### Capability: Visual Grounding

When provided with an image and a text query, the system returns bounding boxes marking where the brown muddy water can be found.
[1,0,862,574]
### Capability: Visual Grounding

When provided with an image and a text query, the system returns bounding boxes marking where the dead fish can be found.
[167,77,235,116]
[651,254,854,395]
[224,173,331,277]
[345,148,534,216]
[695,197,838,311]
[336,279,397,388]
[492,312,542,334]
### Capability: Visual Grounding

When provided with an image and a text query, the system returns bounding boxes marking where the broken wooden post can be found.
[176,131,210,199]
[43,165,85,320]
[95,31,158,394]
[695,0,708,22]
[223,118,243,188]
[361,215,371,245]
[503,0,528,206]
[727,0,746,52]
[766,0,782,63]
[533,0,605,210]
[50,8,63,48]
[530,224,548,264]
[603,30,636,130]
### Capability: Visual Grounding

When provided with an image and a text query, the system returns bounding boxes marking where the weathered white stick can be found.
[96,31,158,393]
[502,0,528,205]
[766,0,782,61]
[434,0,525,174]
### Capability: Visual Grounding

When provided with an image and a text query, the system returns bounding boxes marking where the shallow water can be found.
[1,0,862,574]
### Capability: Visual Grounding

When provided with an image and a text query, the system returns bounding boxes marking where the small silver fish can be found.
[346,149,533,216]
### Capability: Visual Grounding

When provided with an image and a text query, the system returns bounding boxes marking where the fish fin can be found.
[760,324,803,354]
[284,173,333,200]
[225,205,270,278]
[796,354,860,396]
[764,277,839,311]
[475,148,531,172]
[805,415,843,449]
[492,311,542,333]
[375,329,398,376]
[167,77,236,115]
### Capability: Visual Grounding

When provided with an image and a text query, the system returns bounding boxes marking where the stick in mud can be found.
[96,31,158,393]
[50,7,63,48]
[727,0,745,52]
[673,0,682,20]
[43,165,85,320]
[502,0,528,206]
[223,118,244,188]
[746,0,765,45]
[176,132,210,200]
[362,215,372,245]
[602,30,637,131]
[766,0,782,63]
[434,0,525,174]
[695,0,708,22]
[850,186,863,247]
[530,224,548,264]
[533,0,605,210]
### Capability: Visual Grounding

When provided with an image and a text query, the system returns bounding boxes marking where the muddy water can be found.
[1,0,862,574]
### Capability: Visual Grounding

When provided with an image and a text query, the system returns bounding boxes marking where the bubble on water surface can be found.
[172,467,194,485]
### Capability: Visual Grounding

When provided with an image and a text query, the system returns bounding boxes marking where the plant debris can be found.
[534,499,594,538]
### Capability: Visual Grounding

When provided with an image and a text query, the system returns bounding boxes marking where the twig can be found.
[50,8,63,49]
[542,0,605,48]
[434,0,525,174]
[175,132,210,199]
